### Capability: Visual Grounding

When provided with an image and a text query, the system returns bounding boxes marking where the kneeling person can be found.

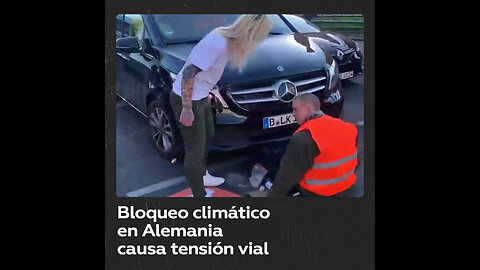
[267,93,358,197]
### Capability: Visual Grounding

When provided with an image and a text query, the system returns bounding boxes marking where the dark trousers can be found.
[170,91,215,197]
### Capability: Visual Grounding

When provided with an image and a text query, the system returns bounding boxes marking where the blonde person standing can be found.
[170,14,273,197]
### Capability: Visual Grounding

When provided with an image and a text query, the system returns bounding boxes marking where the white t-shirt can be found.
[172,29,229,100]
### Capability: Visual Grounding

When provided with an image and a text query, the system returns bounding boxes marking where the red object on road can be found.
[169,187,242,197]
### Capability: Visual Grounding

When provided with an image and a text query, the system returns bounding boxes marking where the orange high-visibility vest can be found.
[296,115,358,196]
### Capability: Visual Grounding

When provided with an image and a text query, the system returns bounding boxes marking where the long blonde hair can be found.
[216,14,273,71]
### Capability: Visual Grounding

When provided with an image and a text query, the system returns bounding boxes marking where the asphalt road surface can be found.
[116,44,364,197]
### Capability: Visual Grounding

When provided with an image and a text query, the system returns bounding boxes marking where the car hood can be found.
[159,33,328,85]
[304,31,357,56]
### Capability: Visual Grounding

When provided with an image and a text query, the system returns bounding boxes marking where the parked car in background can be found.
[116,14,345,160]
[280,14,363,80]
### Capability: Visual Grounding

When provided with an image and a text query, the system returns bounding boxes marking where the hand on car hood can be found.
[160,34,329,85]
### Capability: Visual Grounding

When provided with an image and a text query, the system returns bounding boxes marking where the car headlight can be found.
[353,51,362,60]
[327,60,340,89]
[353,41,360,51]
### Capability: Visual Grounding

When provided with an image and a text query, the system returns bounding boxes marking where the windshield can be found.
[152,14,293,44]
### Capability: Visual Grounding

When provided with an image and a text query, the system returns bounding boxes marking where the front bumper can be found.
[337,50,363,77]
[339,61,363,77]
[210,83,344,151]
[211,119,296,151]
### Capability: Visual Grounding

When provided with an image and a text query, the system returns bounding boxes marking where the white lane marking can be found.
[116,93,147,118]
[126,176,186,197]
[356,121,364,126]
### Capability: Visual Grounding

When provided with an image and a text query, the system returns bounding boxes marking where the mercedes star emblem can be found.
[274,80,297,103]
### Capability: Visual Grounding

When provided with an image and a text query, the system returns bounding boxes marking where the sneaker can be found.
[205,189,215,197]
[203,170,225,187]
[185,188,216,197]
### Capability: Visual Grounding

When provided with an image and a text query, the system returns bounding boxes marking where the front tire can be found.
[147,97,184,161]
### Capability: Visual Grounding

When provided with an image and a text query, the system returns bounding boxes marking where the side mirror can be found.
[116,37,139,53]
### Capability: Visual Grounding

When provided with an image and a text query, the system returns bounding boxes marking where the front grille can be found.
[227,70,327,111]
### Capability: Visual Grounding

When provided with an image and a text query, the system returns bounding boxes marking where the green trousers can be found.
[170,91,215,197]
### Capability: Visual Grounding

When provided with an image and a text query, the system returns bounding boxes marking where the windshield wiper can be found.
[269,32,284,35]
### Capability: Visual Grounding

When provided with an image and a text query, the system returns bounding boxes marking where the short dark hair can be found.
[293,93,321,110]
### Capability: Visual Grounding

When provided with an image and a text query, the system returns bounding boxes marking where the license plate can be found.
[263,113,297,129]
[340,70,354,80]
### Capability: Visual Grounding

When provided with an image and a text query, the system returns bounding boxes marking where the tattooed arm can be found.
[179,64,202,126]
